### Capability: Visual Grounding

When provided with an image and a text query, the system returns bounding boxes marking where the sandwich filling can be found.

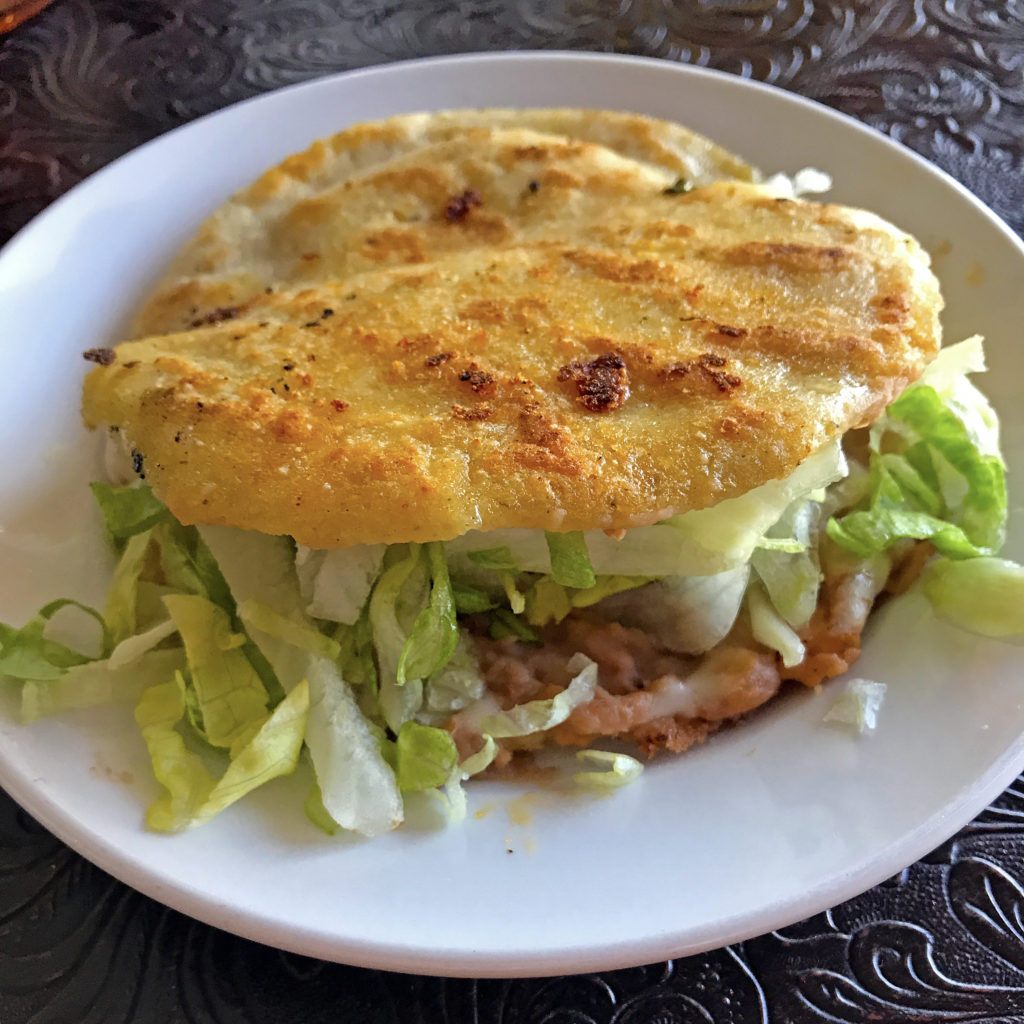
[69,333,1003,838]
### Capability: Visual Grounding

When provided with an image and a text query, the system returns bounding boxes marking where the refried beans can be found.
[450,539,926,767]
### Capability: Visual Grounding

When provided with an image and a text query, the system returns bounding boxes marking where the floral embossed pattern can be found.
[2,1,1024,1021]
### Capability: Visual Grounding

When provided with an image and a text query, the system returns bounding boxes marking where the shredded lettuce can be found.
[524,574,650,627]
[424,629,486,716]
[153,520,235,612]
[758,167,832,199]
[163,594,270,755]
[301,655,404,835]
[829,338,1006,560]
[237,599,341,661]
[21,648,184,723]
[451,581,499,615]
[754,536,806,554]
[466,547,520,572]
[666,441,846,569]
[369,545,428,731]
[479,653,597,738]
[435,772,470,823]
[0,531,182,722]
[0,598,108,681]
[199,525,403,836]
[303,775,341,836]
[89,480,169,541]
[466,546,526,613]
[446,440,846,579]
[921,557,1024,640]
[295,543,386,624]
[747,581,806,668]
[545,531,597,588]
[824,678,886,733]
[597,566,751,655]
[332,606,378,692]
[751,498,823,629]
[393,721,459,792]
[573,749,644,790]
[459,735,498,778]
[913,336,999,452]
[398,542,459,686]
[107,618,178,670]
[104,531,154,644]
[135,676,309,833]
[488,607,542,645]
[522,577,573,625]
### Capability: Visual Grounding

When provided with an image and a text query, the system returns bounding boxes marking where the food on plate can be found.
[2,109,1018,838]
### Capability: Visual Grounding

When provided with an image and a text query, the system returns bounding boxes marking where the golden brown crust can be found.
[82,110,941,547]
[83,173,941,548]
[131,110,756,338]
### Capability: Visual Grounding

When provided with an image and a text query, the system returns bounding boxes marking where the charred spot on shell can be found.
[82,347,117,366]
[425,352,454,367]
[444,188,482,223]
[302,304,337,328]
[723,241,852,272]
[711,324,747,338]
[452,404,493,421]
[664,352,742,395]
[706,368,742,392]
[871,292,910,325]
[331,399,350,412]
[130,448,145,478]
[458,363,496,395]
[557,352,629,412]
[189,306,239,328]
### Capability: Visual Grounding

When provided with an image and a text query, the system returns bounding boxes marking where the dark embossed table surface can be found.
[2,2,1024,1021]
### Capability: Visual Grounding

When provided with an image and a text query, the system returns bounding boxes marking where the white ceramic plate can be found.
[1,52,1023,979]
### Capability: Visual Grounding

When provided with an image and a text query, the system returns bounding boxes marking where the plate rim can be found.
[2,49,1024,978]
